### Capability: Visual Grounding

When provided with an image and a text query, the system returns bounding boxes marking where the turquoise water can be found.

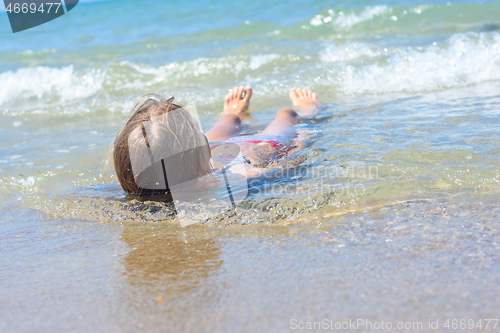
[1,0,500,331]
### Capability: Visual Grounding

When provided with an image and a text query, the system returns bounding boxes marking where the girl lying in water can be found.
[112,86,320,196]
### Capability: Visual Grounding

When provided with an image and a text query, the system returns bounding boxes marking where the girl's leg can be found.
[205,113,241,142]
[259,107,299,136]
[205,86,252,142]
[259,88,319,136]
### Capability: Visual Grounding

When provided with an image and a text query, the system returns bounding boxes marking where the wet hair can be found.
[112,93,212,197]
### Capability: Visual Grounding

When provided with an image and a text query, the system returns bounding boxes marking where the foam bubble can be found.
[409,5,431,15]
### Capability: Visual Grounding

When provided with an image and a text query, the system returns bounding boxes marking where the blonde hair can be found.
[112,94,212,196]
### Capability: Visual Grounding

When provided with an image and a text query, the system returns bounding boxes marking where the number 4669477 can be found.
[6,3,62,14]
[444,319,499,330]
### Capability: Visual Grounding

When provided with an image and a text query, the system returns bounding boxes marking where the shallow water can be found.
[1,0,500,331]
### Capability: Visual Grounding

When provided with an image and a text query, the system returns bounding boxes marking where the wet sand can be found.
[2,193,500,332]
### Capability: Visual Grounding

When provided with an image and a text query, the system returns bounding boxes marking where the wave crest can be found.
[0,65,104,108]
[332,32,500,94]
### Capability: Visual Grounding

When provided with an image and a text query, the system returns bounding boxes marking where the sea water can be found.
[1,0,500,331]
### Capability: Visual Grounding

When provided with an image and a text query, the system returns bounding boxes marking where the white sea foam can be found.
[110,54,287,92]
[4,31,498,112]
[335,6,389,28]
[0,65,104,107]
[409,5,432,15]
[311,6,389,29]
[334,32,500,94]
[248,54,280,70]
[320,42,383,62]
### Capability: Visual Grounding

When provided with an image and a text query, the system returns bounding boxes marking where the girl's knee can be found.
[276,108,298,119]
[221,113,241,124]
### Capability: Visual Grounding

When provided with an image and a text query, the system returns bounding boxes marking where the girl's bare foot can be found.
[223,85,252,115]
[289,88,320,116]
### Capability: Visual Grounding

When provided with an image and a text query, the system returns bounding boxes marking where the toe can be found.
[296,88,304,98]
[312,92,317,100]
[289,88,297,98]
[232,87,239,100]
[243,85,252,100]
[237,86,245,100]
[225,93,231,104]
